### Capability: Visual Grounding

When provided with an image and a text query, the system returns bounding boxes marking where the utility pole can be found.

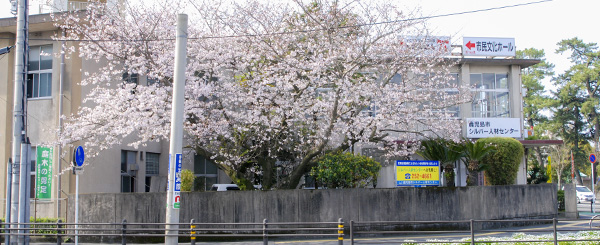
[9,0,29,244]
[165,14,187,245]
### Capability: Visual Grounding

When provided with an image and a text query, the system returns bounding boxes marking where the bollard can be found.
[470,219,475,245]
[553,218,558,245]
[56,219,62,245]
[122,219,127,245]
[263,219,268,245]
[190,219,196,245]
[338,218,344,245]
[350,220,354,245]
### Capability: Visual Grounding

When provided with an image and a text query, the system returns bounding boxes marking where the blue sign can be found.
[591,154,596,164]
[174,154,182,192]
[75,146,85,167]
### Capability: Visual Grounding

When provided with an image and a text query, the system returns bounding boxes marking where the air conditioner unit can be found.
[128,164,139,172]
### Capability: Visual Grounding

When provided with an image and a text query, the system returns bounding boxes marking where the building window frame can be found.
[145,152,160,192]
[121,150,137,193]
[194,155,218,191]
[470,73,510,118]
[27,45,53,99]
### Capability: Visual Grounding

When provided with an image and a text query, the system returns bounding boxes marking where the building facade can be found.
[1,11,540,219]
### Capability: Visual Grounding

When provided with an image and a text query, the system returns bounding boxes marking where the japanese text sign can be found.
[169,153,182,209]
[463,37,515,57]
[36,146,53,199]
[395,160,440,187]
[466,118,521,138]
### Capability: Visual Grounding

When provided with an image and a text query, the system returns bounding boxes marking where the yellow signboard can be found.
[395,160,440,186]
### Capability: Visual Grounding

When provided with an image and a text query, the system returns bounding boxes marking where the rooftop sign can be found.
[463,37,515,57]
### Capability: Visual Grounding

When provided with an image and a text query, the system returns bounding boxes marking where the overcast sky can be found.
[1,0,598,87]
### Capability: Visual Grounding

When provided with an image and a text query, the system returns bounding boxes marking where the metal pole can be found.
[56,219,62,245]
[190,219,196,245]
[57,36,66,220]
[121,219,127,245]
[262,219,268,245]
[338,218,344,245]
[5,159,12,245]
[18,142,30,244]
[75,172,79,244]
[10,0,29,243]
[553,218,558,245]
[470,219,475,245]
[350,220,354,245]
[165,13,187,245]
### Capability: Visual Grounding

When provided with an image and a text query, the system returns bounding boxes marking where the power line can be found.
[0,0,551,43]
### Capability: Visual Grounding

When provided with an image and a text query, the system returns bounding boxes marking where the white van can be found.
[576,185,594,203]
[210,184,240,191]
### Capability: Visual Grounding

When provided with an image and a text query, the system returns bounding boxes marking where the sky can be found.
[1,0,598,89]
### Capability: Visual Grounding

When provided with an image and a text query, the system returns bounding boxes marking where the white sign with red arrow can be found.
[462,37,515,57]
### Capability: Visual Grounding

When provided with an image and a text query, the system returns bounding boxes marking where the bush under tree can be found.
[310,152,381,188]
[478,137,524,185]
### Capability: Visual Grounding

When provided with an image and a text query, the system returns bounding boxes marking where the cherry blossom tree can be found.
[54,0,472,189]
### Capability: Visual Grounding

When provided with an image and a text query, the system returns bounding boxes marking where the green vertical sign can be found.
[36,146,53,199]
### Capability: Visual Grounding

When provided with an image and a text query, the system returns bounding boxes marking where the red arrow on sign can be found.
[466,41,475,50]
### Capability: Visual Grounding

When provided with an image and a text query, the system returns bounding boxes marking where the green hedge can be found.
[0,217,62,235]
[478,137,524,185]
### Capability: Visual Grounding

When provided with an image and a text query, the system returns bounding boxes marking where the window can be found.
[27,45,53,98]
[145,152,159,192]
[121,150,137,192]
[122,72,138,84]
[471,73,509,118]
[194,155,218,191]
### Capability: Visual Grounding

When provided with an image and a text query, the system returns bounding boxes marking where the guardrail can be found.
[2,218,598,244]
[349,218,600,245]
[1,218,344,244]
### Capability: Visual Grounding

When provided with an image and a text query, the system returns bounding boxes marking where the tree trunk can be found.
[259,157,276,190]
[466,160,478,186]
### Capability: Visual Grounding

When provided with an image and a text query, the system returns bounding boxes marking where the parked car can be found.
[210,184,240,191]
[576,185,594,203]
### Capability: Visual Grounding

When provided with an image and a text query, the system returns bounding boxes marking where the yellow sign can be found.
[395,160,440,186]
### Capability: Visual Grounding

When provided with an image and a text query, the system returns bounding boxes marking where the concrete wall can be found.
[68,184,557,224]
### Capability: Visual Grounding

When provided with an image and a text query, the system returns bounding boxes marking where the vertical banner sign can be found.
[571,151,575,180]
[36,146,53,199]
[173,154,182,209]
[547,156,552,183]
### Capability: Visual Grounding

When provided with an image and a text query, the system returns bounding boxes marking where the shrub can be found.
[478,137,524,185]
[557,190,565,211]
[180,169,195,191]
[311,151,381,188]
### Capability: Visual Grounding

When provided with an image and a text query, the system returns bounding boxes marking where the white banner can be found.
[463,37,515,57]
[466,118,521,138]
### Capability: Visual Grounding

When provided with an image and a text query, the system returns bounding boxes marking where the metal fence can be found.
[349,218,600,244]
[1,218,344,244]
[2,217,600,244]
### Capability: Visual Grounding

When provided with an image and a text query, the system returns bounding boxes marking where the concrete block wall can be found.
[68,184,557,224]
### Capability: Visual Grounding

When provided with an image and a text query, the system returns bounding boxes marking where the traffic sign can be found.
[590,153,596,163]
[73,166,84,175]
[75,146,85,167]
